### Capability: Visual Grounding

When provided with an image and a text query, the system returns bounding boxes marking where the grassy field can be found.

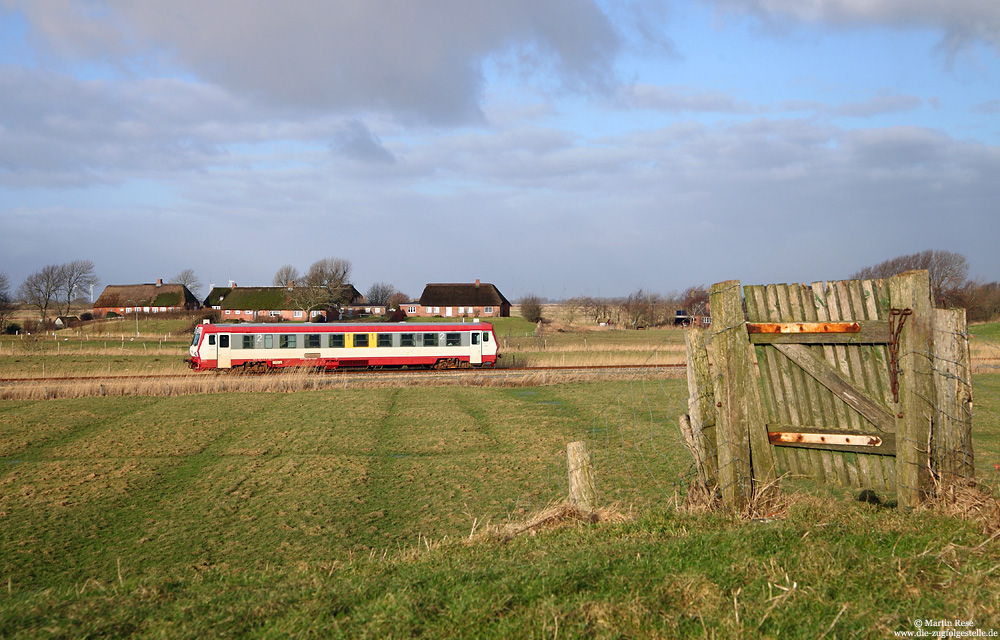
[1,369,999,637]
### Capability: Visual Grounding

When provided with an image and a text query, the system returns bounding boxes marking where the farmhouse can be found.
[93,279,200,318]
[203,283,364,322]
[406,281,511,318]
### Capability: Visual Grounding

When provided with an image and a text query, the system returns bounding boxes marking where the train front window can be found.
[192,327,202,346]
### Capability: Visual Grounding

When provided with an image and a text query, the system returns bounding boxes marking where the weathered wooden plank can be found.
[812,282,853,436]
[772,343,895,432]
[889,270,935,508]
[796,283,840,480]
[684,329,718,486]
[932,307,974,483]
[766,425,896,455]
[748,320,890,344]
[708,280,776,511]
[825,281,863,432]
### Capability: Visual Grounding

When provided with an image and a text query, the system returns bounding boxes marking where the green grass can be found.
[2,376,1000,637]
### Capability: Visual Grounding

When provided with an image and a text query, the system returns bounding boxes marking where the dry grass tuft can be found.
[921,478,1000,538]
[475,502,632,543]
[678,477,787,522]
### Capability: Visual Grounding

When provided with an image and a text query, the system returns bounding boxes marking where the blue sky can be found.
[1,0,998,301]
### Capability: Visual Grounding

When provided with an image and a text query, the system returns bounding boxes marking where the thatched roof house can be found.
[93,279,200,317]
[414,280,510,317]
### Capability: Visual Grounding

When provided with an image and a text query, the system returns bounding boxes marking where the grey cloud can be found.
[835,94,923,117]
[701,0,1000,57]
[9,0,621,124]
[619,84,759,113]
[972,99,1000,114]
[330,120,395,164]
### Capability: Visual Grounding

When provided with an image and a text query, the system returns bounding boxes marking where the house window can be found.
[423,333,438,347]
[407,306,416,314]
[484,306,494,314]
[446,333,461,346]
[305,334,321,349]
[225,310,231,315]
[458,307,465,314]
[353,334,369,348]
[703,317,712,326]
[270,310,280,317]
[245,310,252,315]
[425,307,432,314]
[400,333,415,347]
[329,334,345,348]
[294,310,303,319]
[377,333,392,347]
[434,307,440,314]
[280,334,296,348]
[242,335,254,349]
[311,310,322,317]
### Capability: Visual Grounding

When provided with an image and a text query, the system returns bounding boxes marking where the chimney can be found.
[288,281,294,290]
[156,278,162,287]
[475,279,480,288]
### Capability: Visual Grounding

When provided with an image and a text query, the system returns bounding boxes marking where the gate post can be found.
[682,329,718,487]
[889,271,935,508]
[932,308,974,484]
[707,280,775,511]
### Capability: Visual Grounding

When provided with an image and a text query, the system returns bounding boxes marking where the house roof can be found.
[94,283,199,309]
[203,285,363,310]
[419,283,510,307]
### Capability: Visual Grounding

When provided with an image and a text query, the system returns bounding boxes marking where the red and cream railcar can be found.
[186,321,500,372]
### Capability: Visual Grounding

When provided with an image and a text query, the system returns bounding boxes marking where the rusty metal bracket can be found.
[888,308,912,403]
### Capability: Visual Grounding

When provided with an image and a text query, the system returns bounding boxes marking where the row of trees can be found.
[270,259,408,315]
[519,286,710,329]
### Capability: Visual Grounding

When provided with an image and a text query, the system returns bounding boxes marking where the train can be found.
[186,321,501,372]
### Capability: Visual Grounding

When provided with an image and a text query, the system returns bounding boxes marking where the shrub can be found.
[520,295,543,323]
[106,311,119,318]
[3,322,21,335]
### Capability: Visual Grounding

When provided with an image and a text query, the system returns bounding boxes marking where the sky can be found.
[1,0,998,301]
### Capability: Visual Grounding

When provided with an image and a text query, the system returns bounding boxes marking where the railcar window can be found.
[192,328,202,346]
[280,334,296,348]
[305,334,321,349]
[400,333,415,347]
[242,335,254,349]
[483,332,490,342]
[265,334,274,349]
[208,335,216,346]
[219,335,229,348]
[472,333,480,345]
[377,333,392,347]
[354,334,369,348]
[446,333,461,346]
[329,334,345,348]
[423,333,438,347]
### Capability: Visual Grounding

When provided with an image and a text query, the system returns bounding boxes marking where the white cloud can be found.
[5,0,621,124]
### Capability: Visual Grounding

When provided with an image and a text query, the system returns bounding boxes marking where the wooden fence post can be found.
[707,280,775,511]
[932,307,974,484]
[681,329,717,487]
[889,271,935,508]
[567,441,598,511]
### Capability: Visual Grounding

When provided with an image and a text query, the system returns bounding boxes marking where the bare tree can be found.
[0,272,14,331]
[289,257,354,317]
[272,265,300,287]
[850,250,969,303]
[60,259,100,314]
[387,291,410,309]
[520,294,543,323]
[171,269,203,298]
[18,265,66,321]
[365,282,397,306]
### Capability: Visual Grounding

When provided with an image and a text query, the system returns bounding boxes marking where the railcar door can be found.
[470,331,483,365]
[217,333,232,369]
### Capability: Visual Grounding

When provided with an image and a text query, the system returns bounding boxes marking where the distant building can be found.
[203,283,364,322]
[93,279,200,318]
[408,280,511,318]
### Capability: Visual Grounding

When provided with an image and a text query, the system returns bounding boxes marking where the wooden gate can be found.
[680,270,973,510]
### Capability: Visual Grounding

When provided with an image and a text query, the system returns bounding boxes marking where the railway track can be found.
[0,363,685,385]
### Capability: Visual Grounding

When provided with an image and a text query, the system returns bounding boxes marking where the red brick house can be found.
[93,279,200,318]
[405,281,511,318]
[203,283,364,322]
